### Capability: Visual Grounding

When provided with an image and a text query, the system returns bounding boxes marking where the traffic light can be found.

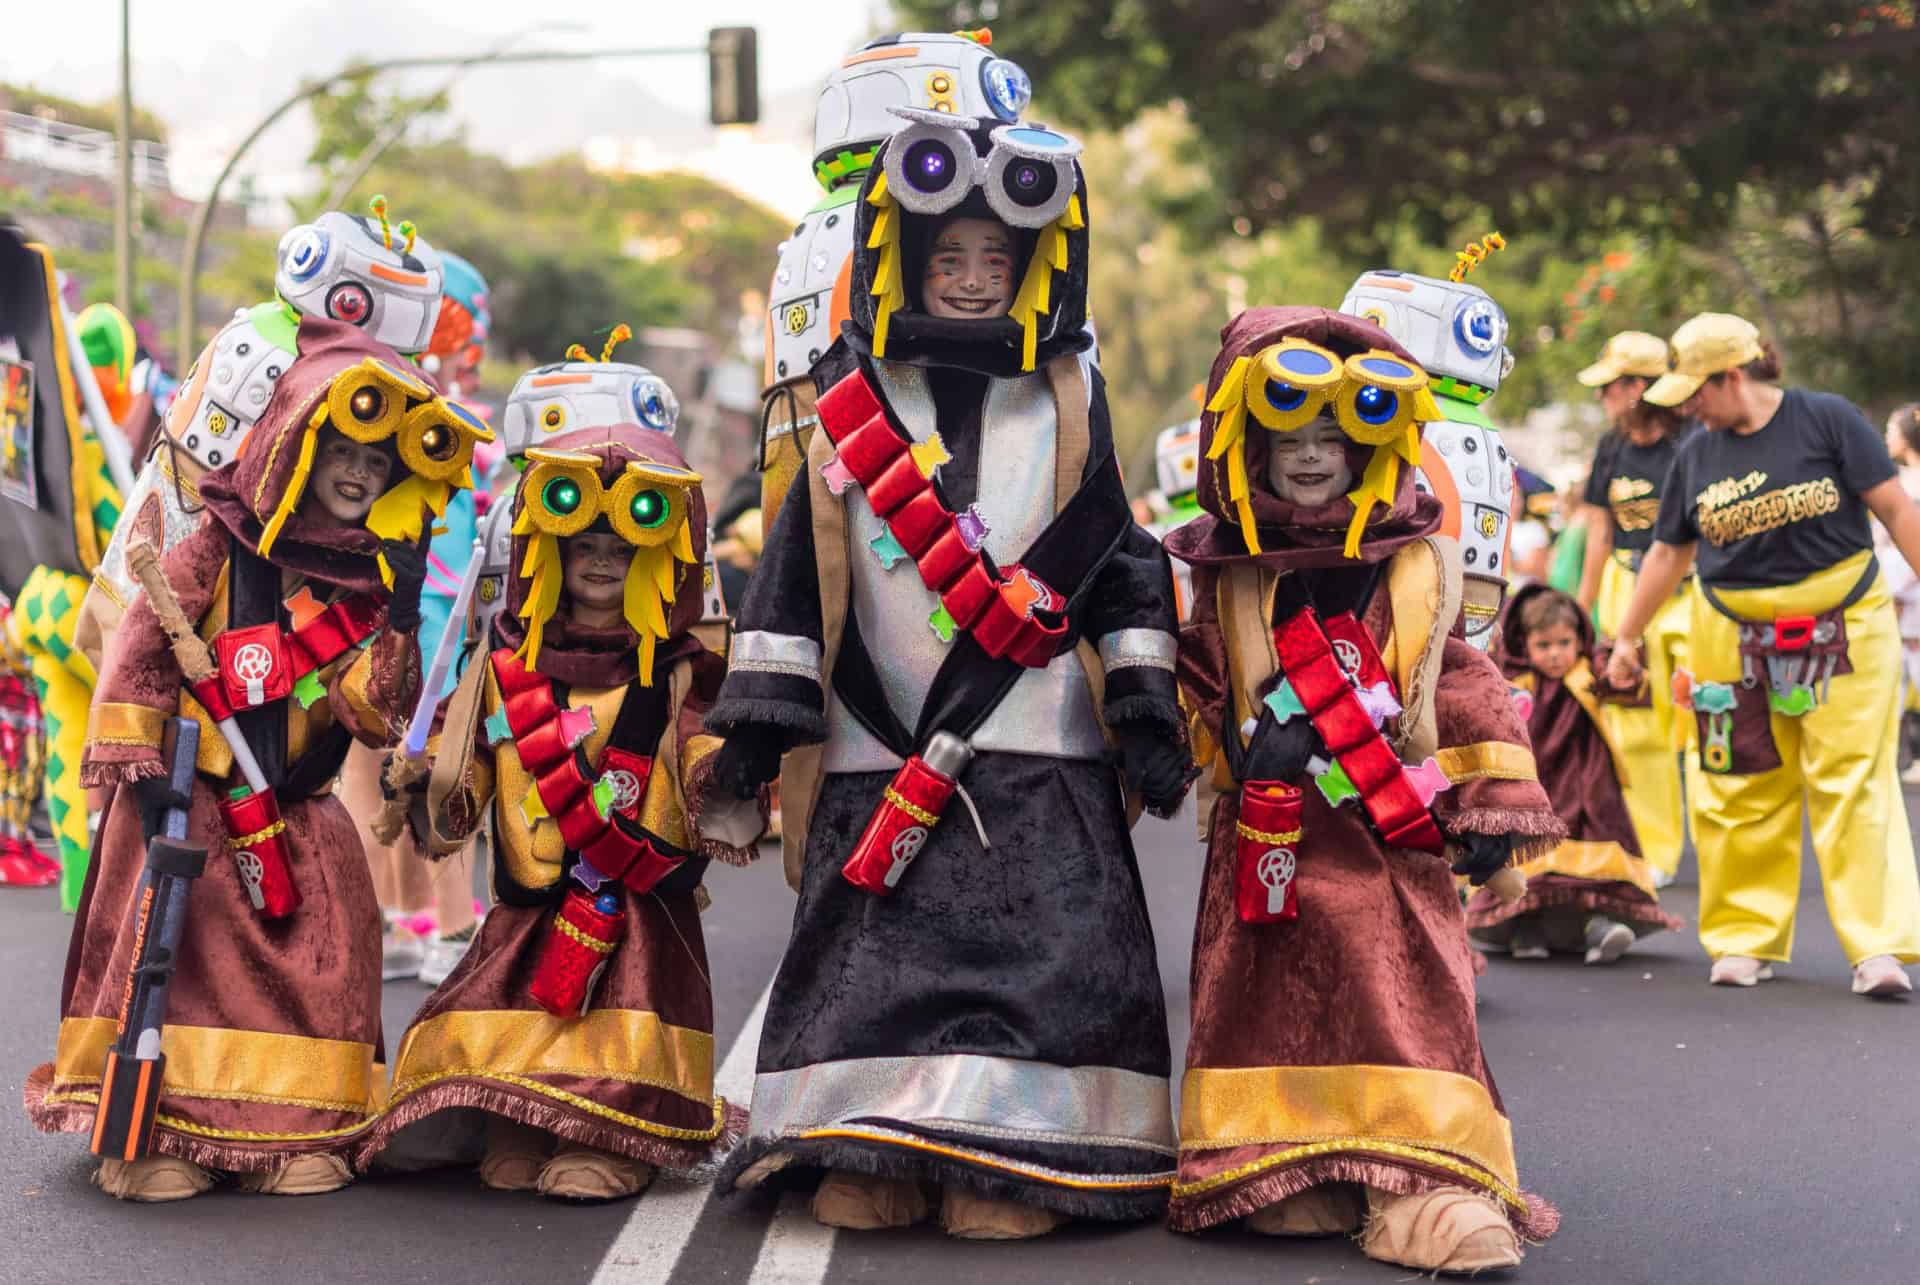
[709,27,759,126]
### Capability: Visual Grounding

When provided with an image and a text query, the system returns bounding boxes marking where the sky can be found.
[3,0,901,220]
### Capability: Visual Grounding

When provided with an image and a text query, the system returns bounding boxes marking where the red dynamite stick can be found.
[1235,781,1303,923]
[834,415,908,481]
[940,562,999,629]
[841,735,973,895]
[816,370,885,441]
[971,594,1026,659]
[528,888,625,1017]
[863,452,928,516]
[889,489,953,557]
[915,526,976,594]
[1008,617,1067,668]
[219,788,300,918]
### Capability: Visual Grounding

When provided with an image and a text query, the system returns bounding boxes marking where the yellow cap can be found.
[1643,313,1765,407]
[1575,331,1669,387]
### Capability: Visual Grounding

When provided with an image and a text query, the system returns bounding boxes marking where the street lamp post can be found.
[174,43,709,374]
[113,0,133,314]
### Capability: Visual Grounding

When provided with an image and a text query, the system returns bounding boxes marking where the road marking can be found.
[748,1191,837,1285]
[590,980,771,1285]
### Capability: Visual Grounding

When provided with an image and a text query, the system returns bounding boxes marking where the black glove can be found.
[1450,832,1514,886]
[382,537,431,634]
[712,728,784,800]
[1117,725,1192,814]
[1240,706,1320,784]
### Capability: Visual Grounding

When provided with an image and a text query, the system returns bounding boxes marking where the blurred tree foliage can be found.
[0,82,169,142]
[903,0,1920,416]
[290,82,783,365]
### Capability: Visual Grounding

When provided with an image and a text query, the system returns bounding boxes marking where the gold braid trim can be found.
[1234,822,1302,846]
[228,819,287,848]
[883,786,940,827]
[44,1088,375,1142]
[1173,1138,1527,1211]
[797,1126,1174,1191]
[384,1070,728,1142]
[553,914,619,955]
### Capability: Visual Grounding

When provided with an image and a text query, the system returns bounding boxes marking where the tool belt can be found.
[1687,560,1876,774]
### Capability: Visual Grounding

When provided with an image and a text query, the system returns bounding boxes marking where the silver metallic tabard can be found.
[171,308,293,472]
[1415,415,1516,651]
[746,1053,1175,1155]
[768,193,859,386]
[471,480,519,641]
[822,359,1105,771]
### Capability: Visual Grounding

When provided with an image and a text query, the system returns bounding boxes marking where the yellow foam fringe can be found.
[514,531,563,670]
[866,175,904,357]
[1203,357,1259,553]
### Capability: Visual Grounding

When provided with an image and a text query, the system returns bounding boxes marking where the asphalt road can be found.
[1,794,1913,1285]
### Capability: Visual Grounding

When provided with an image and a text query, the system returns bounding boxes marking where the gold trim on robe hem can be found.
[794,1125,1175,1191]
[1178,1062,1519,1192]
[49,1016,383,1116]
[1516,837,1663,899]
[1435,740,1538,784]
[86,701,167,749]
[387,1007,717,1112]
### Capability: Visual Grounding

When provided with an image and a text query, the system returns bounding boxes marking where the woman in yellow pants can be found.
[1608,313,1920,995]
[1575,331,1696,881]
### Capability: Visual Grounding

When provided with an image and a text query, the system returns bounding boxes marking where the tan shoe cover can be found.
[939,1186,1066,1241]
[1244,1183,1365,1236]
[536,1147,653,1201]
[811,1169,929,1230]
[93,1155,213,1202]
[236,1154,352,1196]
[1360,1186,1521,1273]
[480,1119,553,1191]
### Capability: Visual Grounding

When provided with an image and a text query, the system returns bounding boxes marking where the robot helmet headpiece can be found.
[1338,270,1513,402]
[812,30,1029,187]
[275,196,445,356]
[500,327,680,462]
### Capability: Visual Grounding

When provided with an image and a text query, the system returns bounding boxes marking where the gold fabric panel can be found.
[1179,1061,1518,1190]
[1518,837,1661,899]
[1435,740,1538,784]
[52,1015,382,1115]
[87,701,166,749]
[389,1007,714,1106]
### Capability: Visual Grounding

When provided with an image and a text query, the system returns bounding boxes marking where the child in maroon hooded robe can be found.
[1167,306,1561,1273]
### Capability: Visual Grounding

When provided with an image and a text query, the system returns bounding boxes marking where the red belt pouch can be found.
[529,888,626,1017]
[841,733,973,895]
[219,787,300,918]
[1234,780,1303,924]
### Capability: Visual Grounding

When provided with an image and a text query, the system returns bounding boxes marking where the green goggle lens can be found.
[630,488,668,529]
[543,477,582,516]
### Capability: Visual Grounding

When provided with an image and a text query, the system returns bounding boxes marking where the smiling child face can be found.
[921,217,1016,320]
[304,429,394,527]
[1264,416,1355,509]
[562,531,633,621]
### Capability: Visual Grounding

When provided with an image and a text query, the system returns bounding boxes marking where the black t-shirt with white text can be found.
[1585,423,1696,556]
[1652,389,1895,588]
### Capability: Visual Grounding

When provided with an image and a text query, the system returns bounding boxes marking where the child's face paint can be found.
[304,429,394,526]
[1265,416,1355,509]
[922,218,1015,320]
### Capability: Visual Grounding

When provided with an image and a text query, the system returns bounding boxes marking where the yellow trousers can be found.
[1690,552,1920,965]
[10,567,97,912]
[1596,554,1693,877]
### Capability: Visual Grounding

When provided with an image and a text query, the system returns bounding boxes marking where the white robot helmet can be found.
[499,359,680,462]
[1155,419,1201,504]
[275,203,445,356]
[811,30,1029,189]
[1339,270,1512,403]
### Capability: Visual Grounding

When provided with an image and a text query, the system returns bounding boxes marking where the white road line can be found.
[590,980,772,1285]
[747,1191,838,1285]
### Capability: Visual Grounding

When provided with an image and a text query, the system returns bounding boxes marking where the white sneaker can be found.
[1709,955,1774,987]
[1583,916,1635,965]
[418,923,480,987]
[381,922,424,981]
[1851,954,1914,997]
[1651,866,1677,890]
[1901,761,1920,788]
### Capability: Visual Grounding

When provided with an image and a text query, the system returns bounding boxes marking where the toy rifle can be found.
[128,542,300,917]
[90,717,205,1161]
[371,536,485,844]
